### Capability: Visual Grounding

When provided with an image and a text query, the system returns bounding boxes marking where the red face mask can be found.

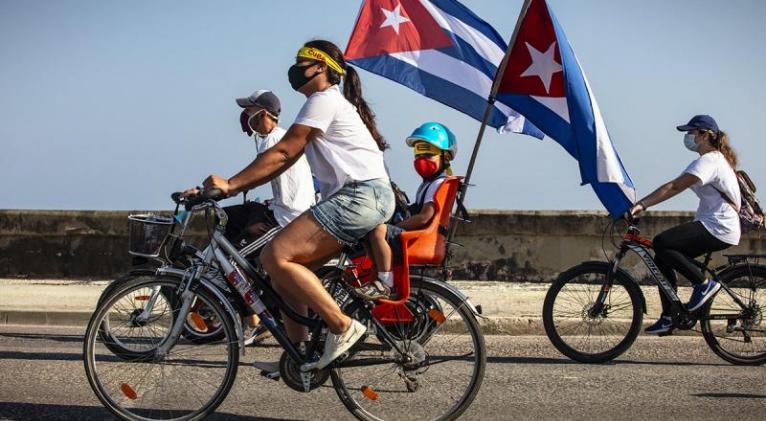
[414,156,440,179]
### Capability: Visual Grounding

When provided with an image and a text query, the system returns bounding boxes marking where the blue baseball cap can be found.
[676,114,718,132]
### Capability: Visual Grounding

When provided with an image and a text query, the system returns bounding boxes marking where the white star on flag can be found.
[380,4,410,35]
[520,41,563,94]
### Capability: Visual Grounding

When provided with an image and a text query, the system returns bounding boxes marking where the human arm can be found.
[202,124,316,196]
[397,202,436,231]
[629,172,700,217]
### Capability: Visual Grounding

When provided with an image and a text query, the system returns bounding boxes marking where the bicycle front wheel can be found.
[331,276,486,421]
[701,264,766,365]
[543,262,643,363]
[84,275,239,421]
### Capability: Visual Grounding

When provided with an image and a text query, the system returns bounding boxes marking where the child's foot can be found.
[352,279,393,301]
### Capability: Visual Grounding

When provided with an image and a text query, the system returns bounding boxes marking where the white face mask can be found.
[683,133,699,152]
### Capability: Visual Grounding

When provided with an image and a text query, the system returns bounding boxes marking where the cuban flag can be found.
[345,0,544,138]
[496,0,636,218]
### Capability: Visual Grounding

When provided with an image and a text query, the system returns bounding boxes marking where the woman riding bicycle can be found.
[628,114,741,334]
[201,40,394,369]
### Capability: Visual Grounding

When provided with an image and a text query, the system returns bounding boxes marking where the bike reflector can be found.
[361,385,379,401]
[189,312,208,332]
[120,383,138,400]
[134,295,151,301]
[428,309,446,324]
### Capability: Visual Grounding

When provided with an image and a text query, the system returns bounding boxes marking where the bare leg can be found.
[260,212,350,342]
[367,224,392,273]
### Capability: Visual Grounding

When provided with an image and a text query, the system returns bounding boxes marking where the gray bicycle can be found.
[83,190,486,421]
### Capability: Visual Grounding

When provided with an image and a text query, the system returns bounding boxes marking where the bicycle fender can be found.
[411,275,483,317]
[581,260,647,314]
[156,267,246,356]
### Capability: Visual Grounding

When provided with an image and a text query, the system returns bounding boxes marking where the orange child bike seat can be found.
[377,176,462,307]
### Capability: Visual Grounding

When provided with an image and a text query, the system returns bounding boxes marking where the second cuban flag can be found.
[496,0,636,217]
[345,0,544,138]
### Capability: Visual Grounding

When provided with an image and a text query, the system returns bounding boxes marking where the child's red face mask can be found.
[414,155,440,179]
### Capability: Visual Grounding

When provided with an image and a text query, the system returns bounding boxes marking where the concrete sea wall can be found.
[2,209,765,282]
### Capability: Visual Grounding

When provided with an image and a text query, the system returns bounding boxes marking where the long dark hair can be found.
[303,40,387,151]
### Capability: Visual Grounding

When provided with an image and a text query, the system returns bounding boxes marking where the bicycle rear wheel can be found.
[84,275,239,420]
[701,264,766,365]
[543,262,643,363]
[331,277,486,421]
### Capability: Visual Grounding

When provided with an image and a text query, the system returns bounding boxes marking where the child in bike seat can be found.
[354,122,457,301]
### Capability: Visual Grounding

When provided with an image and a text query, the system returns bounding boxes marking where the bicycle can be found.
[542,217,766,365]
[83,188,486,421]
[96,205,284,356]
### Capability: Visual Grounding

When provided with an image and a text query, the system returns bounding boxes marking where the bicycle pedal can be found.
[261,370,280,381]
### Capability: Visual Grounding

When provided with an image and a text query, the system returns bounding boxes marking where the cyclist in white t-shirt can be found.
[628,114,741,334]
[201,40,394,371]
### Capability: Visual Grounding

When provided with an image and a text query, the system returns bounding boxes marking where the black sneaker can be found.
[644,316,673,334]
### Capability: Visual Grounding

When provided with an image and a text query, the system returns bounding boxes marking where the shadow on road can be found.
[692,393,766,399]
[0,331,85,343]
[487,355,728,367]
[0,402,304,421]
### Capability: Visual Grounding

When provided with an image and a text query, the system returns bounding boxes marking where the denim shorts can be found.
[311,178,395,245]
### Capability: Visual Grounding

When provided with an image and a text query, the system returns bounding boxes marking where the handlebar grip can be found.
[171,192,184,203]
[204,188,225,201]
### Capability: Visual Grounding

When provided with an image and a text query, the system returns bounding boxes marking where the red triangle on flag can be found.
[498,0,565,98]
[345,0,453,60]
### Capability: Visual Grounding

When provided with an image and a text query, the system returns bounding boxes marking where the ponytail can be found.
[303,40,387,152]
[342,66,387,151]
[710,130,738,169]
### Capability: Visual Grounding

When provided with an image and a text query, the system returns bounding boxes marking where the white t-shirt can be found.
[414,174,448,210]
[683,151,741,245]
[294,85,388,199]
[254,126,315,227]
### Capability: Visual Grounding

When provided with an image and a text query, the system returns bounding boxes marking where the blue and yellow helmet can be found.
[405,122,457,160]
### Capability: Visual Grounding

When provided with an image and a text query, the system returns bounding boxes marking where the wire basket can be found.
[128,214,175,258]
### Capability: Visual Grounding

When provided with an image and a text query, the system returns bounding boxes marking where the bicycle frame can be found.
[163,197,409,368]
[595,223,753,324]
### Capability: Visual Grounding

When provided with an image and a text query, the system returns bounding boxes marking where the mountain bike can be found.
[542,217,766,365]
[83,190,486,421]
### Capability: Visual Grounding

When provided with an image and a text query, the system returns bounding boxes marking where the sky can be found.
[1,0,765,211]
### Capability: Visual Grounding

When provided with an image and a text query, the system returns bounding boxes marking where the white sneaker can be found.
[302,319,366,371]
[253,360,280,379]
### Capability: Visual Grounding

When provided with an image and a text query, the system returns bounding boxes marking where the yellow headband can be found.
[413,142,443,156]
[297,47,346,76]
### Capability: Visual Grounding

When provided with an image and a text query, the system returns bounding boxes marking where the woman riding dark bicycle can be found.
[628,114,741,334]
[200,40,394,370]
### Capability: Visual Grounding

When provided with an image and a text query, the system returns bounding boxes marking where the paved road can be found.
[0,325,764,420]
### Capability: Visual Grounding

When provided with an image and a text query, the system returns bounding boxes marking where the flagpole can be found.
[447,0,533,246]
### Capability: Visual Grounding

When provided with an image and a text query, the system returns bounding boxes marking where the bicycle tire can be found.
[98,272,179,360]
[543,262,644,363]
[701,263,766,365]
[331,276,486,421]
[84,274,239,421]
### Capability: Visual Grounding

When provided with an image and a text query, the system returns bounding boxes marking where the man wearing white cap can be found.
[228,90,316,346]
[226,90,316,243]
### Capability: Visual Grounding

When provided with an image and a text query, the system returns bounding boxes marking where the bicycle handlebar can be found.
[171,189,226,210]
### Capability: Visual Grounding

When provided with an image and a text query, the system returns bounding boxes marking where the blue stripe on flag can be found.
[495,93,574,154]
[429,0,507,51]
[436,34,498,80]
[352,54,525,131]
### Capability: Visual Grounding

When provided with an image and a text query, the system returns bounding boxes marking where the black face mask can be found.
[288,64,320,91]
